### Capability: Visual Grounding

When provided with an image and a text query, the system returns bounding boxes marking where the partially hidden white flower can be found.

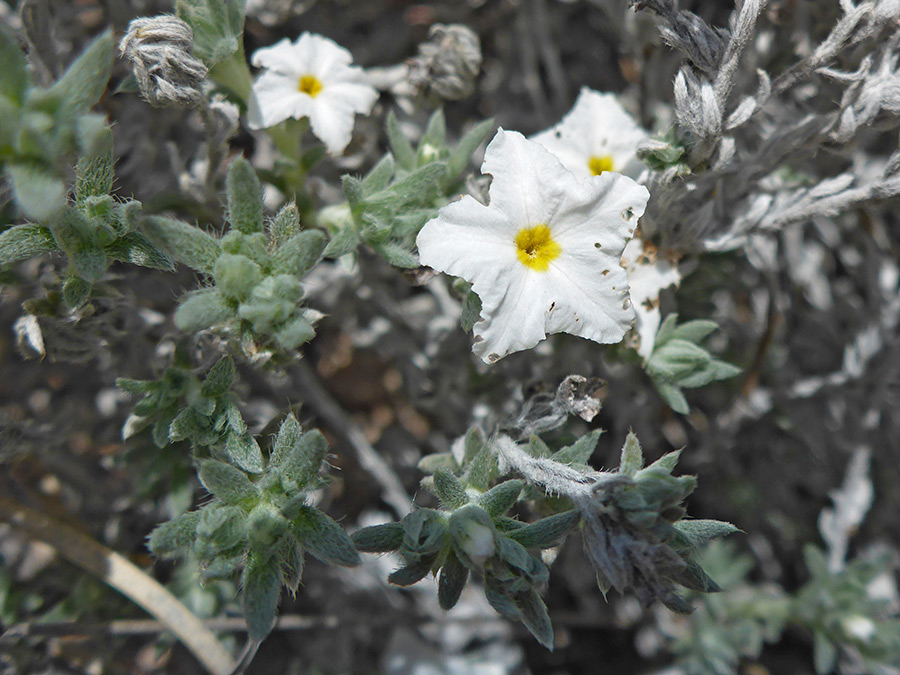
[416,129,650,363]
[531,87,648,180]
[620,236,681,362]
[247,32,379,154]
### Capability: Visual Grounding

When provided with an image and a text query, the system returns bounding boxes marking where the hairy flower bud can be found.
[408,24,481,100]
[119,15,207,108]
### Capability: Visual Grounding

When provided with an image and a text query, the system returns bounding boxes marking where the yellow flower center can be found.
[588,155,615,176]
[515,224,561,271]
[298,74,323,97]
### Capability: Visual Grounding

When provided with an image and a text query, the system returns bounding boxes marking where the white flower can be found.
[247,32,379,154]
[416,129,650,363]
[531,87,648,180]
[620,236,681,361]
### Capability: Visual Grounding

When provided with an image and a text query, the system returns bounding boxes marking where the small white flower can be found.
[416,129,650,363]
[247,32,379,154]
[531,87,648,180]
[620,236,681,361]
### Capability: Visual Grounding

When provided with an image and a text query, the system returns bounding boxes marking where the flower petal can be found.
[251,37,302,73]
[303,33,354,76]
[542,251,634,344]
[482,129,570,227]
[416,196,518,278]
[320,80,379,115]
[472,267,549,363]
[247,71,312,129]
[531,88,648,180]
[307,95,361,154]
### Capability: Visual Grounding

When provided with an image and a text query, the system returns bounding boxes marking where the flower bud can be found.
[119,15,207,108]
[408,24,481,101]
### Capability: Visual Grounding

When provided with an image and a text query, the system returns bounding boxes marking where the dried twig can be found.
[0,497,237,675]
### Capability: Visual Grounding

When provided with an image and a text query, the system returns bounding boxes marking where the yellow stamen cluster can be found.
[588,155,614,176]
[298,74,323,97]
[515,224,561,271]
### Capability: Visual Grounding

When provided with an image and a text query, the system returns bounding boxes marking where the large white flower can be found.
[247,32,379,154]
[531,87,648,180]
[620,236,681,361]
[416,129,650,363]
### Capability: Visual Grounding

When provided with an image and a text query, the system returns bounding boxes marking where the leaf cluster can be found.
[0,29,115,224]
[578,432,738,613]
[354,426,580,649]
[645,314,742,414]
[118,355,262,472]
[148,414,358,641]
[175,0,245,68]
[794,545,900,674]
[668,541,790,675]
[323,110,493,268]
[142,157,326,356]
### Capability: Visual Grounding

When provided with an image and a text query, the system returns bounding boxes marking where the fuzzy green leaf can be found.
[552,429,602,467]
[432,470,468,510]
[62,275,91,308]
[507,510,581,549]
[516,589,554,650]
[48,30,115,113]
[0,24,28,104]
[361,154,396,194]
[242,551,281,641]
[371,241,419,269]
[670,559,721,593]
[419,108,447,156]
[291,505,360,567]
[214,253,262,301]
[269,414,302,468]
[279,429,327,492]
[70,246,107,283]
[417,452,458,475]
[74,135,114,205]
[386,111,417,170]
[226,157,263,234]
[655,381,689,414]
[0,224,57,264]
[148,510,201,557]
[174,288,232,332]
[142,216,221,273]
[267,202,300,246]
[438,551,469,610]
[105,233,175,271]
[447,118,494,181]
[648,339,712,381]
[225,432,264,474]
[644,449,683,474]
[342,175,365,210]
[322,225,360,259]
[654,313,680,347]
[460,289,481,333]
[200,357,235,398]
[673,519,740,548]
[619,431,643,477]
[477,479,523,518]
[176,0,244,66]
[671,319,719,343]
[463,426,485,463]
[271,230,326,277]
[7,165,67,223]
[198,459,258,504]
[351,522,405,552]
[388,558,435,586]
